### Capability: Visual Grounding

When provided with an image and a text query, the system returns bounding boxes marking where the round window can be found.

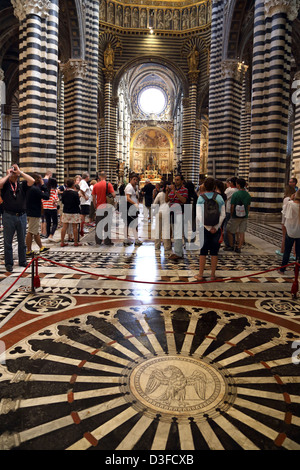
[138,87,167,115]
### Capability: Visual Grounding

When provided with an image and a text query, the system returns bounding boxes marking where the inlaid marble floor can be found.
[0,217,299,451]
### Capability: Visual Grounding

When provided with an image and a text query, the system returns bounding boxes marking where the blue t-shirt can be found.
[197,192,225,210]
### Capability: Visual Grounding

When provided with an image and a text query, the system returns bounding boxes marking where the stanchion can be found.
[291,262,299,299]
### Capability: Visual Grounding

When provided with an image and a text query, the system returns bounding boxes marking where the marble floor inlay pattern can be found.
[0,220,300,450]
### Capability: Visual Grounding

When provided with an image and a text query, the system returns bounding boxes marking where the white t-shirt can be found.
[283,200,300,238]
[153,191,168,212]
[125,183,138,204]
[225,187,238,213]
[79,179,91,205]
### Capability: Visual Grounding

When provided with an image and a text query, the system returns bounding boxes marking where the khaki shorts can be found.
[27,217,40,235]
[227,217,248,234]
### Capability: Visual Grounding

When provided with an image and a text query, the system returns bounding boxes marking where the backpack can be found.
[202,192,220,226]
[235,202,246,217]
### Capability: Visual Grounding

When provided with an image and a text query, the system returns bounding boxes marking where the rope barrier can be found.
[1,256,299,302]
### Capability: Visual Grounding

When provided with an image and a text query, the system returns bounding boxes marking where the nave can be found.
[0,218,300,451]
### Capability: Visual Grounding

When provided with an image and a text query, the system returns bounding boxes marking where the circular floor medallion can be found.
[129,355,233,419]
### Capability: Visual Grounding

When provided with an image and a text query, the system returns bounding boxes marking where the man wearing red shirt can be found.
[92,171,116,245]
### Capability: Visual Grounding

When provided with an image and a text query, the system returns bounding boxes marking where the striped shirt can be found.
[43,189,59,210]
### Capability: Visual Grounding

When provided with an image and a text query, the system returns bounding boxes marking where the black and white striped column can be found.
[207,0,224,178]
[12,0,59,174]
[292,71,300,180]
[248,0,299,216]
[0,68,4,176]
[56,69,64,185]
[62,59,88,176]
[181,76,200,184]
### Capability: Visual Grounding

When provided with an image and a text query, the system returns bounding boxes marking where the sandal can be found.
[61,242,68,247]
[74,243,82,246]
[194,275,205,281]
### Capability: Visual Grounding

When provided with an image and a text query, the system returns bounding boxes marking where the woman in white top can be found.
[153,182,171,251]
[276,185,295,256]
[279,189,300,273]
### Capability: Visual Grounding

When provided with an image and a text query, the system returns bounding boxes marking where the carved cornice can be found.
[221,60,248,82]
[188,70,200,85]
[264,0,300,21]
[61,60,88,83]
[103,67,115,82]
[12,0,51,21]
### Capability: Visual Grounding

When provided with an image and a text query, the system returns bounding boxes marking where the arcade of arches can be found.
[1,0,300,452]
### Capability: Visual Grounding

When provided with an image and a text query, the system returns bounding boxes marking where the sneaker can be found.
[134,240,143,246]
[234,247,241,253]
[26,250,35,257]
[275,250,284,256]
[40,246,50,253]
[223,246,234,251]
[123,240,132,246]
[5,265,13,272]
[169,253,183,260]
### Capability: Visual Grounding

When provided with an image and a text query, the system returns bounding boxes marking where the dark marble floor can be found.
[0,217,299,451]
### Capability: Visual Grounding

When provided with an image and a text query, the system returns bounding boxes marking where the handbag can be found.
[106,182,115,206]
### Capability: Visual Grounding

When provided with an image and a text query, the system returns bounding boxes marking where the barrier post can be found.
[291,262,299,299]
[31,255,35,293]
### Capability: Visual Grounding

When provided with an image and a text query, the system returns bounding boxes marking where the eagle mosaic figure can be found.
[145,365,207,403]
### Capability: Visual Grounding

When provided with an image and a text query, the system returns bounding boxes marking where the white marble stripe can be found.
[78,325,140,360]
[234,397,286,421]
[218,351,251,367]
[207,329,252,361]
[18,396,127,447]
[28,374,120,383]
[113,322,151,356]
[180,314,198,354]
[74,387,122,400]
[178,422,195,450]
[116,414,153,450]
[151,421,171,450]
[227,363,266,375]
[68,407,138,450]
[227,407,278,442]
[213,414,259,450]
[236,387,285,401]
[136,316,164,355]
[164,313,177,353]
[193,322,225,357]
[264,357,295,368]
[196,420,224,450]
[41,353,123,374]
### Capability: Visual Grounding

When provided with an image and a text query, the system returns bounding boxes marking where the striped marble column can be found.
[102,68,118,183]
[56,70,64,185]
[0,68,4,176]
[292,71,300,180]
[84,0,99,177]
[12,0,59,173]
[238,100,252,179]
[62,59,88,176]
[207,0,224,178]
[248,0,299,216]
[181,77,200,184]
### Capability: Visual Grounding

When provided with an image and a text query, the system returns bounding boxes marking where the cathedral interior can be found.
[0,0,300,452]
